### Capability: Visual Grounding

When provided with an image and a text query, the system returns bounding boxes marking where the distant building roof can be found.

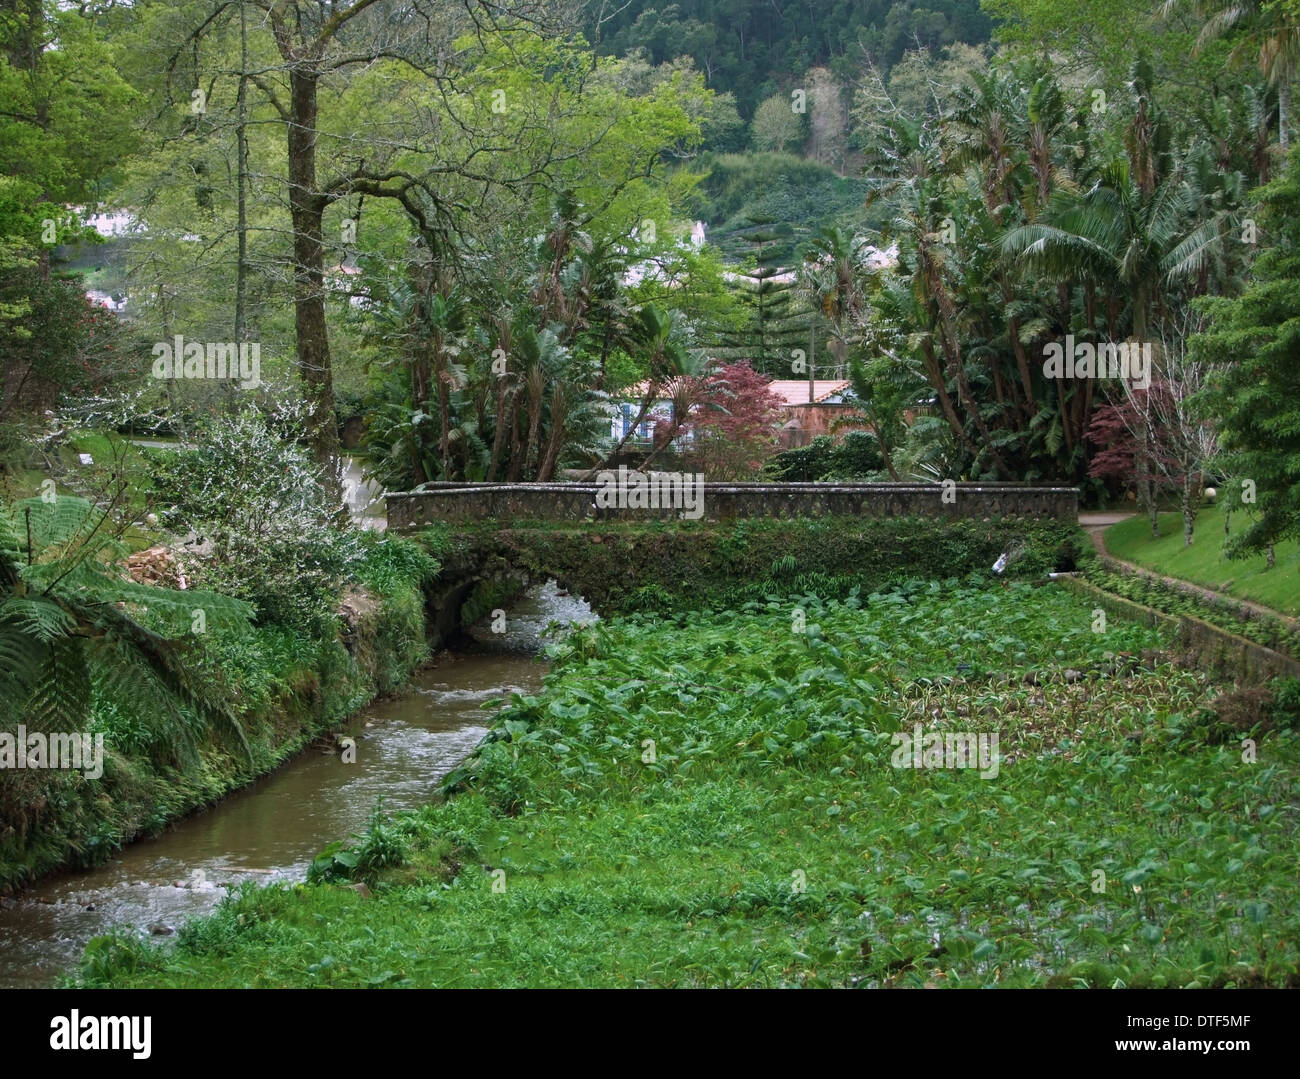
[766,380,851,406]
[619,378,851,407]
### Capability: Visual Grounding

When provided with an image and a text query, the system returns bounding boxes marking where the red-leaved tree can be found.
[686,362,785,479]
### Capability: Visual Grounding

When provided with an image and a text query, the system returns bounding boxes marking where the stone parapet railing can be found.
[386,481,1080,529]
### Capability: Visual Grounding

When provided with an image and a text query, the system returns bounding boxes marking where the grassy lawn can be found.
[75,581,1300,989]
[1104,504,1300,617]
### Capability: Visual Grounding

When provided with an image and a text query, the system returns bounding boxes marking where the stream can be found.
[0,582,593,988]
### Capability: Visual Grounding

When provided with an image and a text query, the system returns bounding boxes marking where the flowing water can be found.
[0,582,593,988]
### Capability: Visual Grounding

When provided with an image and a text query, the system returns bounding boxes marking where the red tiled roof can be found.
[766,380,851,406]
[622,378,850,407]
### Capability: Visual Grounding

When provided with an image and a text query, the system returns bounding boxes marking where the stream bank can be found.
[0,581,593,987]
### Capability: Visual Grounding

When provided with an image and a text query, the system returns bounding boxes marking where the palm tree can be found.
[1164,0,1300,149]
[946,67,1027,224]
[862,109,1001,473]
[532,189,594,336]
[946,65,1079,427]
[513,327,570,481]
[418,289,470,483]
[1004,61,1230,341]
[798,226,874,377]
[1003,63,1236,532]
[1003,157,1229,341]
[583,304,709,477]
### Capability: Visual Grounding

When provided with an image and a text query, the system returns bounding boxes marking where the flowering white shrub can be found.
[151,403,359,634]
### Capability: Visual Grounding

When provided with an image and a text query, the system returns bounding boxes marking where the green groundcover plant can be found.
[75,581,1299,988]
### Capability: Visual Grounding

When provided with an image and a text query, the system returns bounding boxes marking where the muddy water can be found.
[0,582,594,988]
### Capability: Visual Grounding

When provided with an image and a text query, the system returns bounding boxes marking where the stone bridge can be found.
[410,491,1086,645]
[388,481,1079,530]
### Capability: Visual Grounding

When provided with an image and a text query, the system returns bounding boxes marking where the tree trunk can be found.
[1132,404,1158,539]
[435,346,452,481]
[1003,271,1036,420]
[232,0,249,414]
[1279,75,1291,153]
[536,386,567,481]
[1181,471,1195,547]
[522,365,544,479]
[872,422,901,481]
[287,66,339,465]
[925,246,1011,478]
[1142,457,1159,539]
[919,340,978,461]
[583,383,660,478]
[486,383,516,482]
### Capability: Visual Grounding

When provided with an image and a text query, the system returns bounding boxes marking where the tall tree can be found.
[1192,148,1300,554]
[1164,0,1300,149]
[0,1,136,414]
[150,0,569,462]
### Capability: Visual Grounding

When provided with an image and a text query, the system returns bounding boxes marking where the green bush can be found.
[763,432,883,481]
[763,435,839,481]
[308,799,409,885]
[1272,677,1300,729]
[446,517,1084,614]
[151,408,360,635]
[353,533,440,595]
[833,431,885,477]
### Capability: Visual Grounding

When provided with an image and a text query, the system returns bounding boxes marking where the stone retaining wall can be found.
[387,481,1079,529]
[1055,575,1300,682]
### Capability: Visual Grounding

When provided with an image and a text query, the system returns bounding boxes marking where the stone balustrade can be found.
[385,480,1079,529]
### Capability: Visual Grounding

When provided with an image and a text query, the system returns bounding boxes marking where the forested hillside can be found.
[587,0,994,115]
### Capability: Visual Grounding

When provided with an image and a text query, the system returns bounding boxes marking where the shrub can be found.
[762,431,884,481]
[151,405,360,634]
[308,798,409,884]
[763,435,839,481]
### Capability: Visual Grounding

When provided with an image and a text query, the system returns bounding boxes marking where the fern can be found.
[0,595,76,641]
[0,623,44,721]
[0,508,23,571]
[27,637,92,731]
[3,497,99,560]
[0,495,255,761]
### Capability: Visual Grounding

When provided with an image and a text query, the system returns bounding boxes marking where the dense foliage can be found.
[3,0,1300,995]
[449,516,1085,612]
[587,0,995,116]
[1192,151,1300,553]
[151,408,361,634]
[764,433,884,481]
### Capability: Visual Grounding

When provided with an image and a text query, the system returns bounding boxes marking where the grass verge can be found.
[1104,505,1300,617]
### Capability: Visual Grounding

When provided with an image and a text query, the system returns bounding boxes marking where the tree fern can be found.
[0,622,45,718]
[26,637,92,731]
[0,495,255,759]
[2,496,100,561]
